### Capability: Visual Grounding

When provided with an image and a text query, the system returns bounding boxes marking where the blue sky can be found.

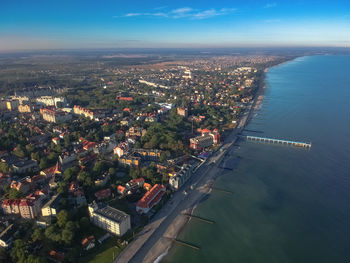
[0,0,350,51]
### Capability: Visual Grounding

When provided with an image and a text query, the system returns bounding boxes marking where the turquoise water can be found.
[163,55,350,263]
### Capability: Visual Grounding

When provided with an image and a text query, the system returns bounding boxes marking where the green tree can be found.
[39,157,49,170]
[79,217,90,230]
[9,188,22,199]
[13,144,26,158]
[61,229,74,245]
[31,228,44,242]
[57,210,68,228]
[10,239,26,263]
[0,162,10,174]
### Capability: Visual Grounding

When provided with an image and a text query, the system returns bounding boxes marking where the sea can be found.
[162,55,350,263]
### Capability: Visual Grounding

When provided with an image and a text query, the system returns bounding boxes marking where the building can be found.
[190,134,213,150]
[18,104,33,113]
[73,105,105,121]
[190,129,220,150]
[6,100,19,111]
[119,156,141,167]
[113,142,130,158]
[88,202,131,236]
[10,180,31,194]
[40,108,72,123]
[41,194,61,217]
[19,199,37,219]
[117,96,133,101]
[133,149,161,161]
[11,159,38,174]
[177,107,188,117]
[125,126,147,138]
[94,188,111,200]
[136,184,166,214]
[35,96,67,107]
[169,164,194,191]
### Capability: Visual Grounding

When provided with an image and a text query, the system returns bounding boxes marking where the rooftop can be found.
[95,205,129,224]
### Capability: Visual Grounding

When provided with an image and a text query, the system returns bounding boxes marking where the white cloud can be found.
[264,3,277,8]
[124,13,142,17]
[117,7,236,20]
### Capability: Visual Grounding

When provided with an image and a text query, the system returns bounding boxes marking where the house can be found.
[58,152,77,166]
[94,173,110,187]
[169,164,194,191]
[48,250,65,263]
[177,107,188,117]
[41,194,61,217]
[11,159,38,174]
[10,180,31,194]
[119,156,141,167]
[88,202,131,236]
[133,149,161,161]
[113,142,130,158]
[126,178,145,191]
[136,184,166,214]
[117,185,127,195]
[81,236,96,250]
[95,188,111,200]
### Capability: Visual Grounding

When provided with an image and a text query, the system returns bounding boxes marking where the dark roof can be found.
[95,205,129,224]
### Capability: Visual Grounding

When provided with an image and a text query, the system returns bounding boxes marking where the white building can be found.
[88,202,131,236]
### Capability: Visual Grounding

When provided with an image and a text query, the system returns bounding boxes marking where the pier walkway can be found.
[245,135,311,148]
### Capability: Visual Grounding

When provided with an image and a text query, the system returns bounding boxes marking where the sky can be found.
[0,0,350,51]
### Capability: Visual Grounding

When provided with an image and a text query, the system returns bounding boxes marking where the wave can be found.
[153,247,170,263]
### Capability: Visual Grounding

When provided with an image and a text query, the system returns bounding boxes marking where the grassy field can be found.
[79,237,122,263]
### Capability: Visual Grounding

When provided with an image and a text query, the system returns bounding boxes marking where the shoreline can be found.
[115,58,294,263]
[144,66,273,263]
[147,60,293,262]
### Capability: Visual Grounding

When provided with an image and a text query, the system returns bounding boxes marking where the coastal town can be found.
[0,54,288,263]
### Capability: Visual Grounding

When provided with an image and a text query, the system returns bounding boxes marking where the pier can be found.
[183,214,215,224]
[211,187,233,195]
[174,239,200,250]
[245,135,311,148]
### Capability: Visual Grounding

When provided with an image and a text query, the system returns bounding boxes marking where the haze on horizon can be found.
[1,0,350,52]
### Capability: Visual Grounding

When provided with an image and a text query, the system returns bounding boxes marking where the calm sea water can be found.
[162,55,350,263]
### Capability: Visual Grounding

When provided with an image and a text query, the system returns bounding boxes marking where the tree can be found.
[31,152,40,161]
[31,228,44,242]
[13,144,26,158]
[45,226,61,242]
[61,229,74,245]
[10,239,26,262]
[39,157,49,170]
[9,188,22,199]
[57,210,68,228]
[79,217,90,230]
[0,162,10,174]
[108,167,116,176]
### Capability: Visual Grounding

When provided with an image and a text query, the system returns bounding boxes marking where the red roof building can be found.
[136,184,165,214]
[94,188,111,200]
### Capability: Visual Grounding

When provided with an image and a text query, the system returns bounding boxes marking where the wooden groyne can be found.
[183,214,215,224]
[211,187,233,195]
[245,135,311,148]
[174,239,200,250]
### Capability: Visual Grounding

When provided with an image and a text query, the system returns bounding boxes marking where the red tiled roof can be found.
[95,188,111,199]
[136,184,165,209]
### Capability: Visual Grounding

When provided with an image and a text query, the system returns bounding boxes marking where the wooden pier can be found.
[183,214,215,224]
[174,239,200,250]
[245,135,311,148]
